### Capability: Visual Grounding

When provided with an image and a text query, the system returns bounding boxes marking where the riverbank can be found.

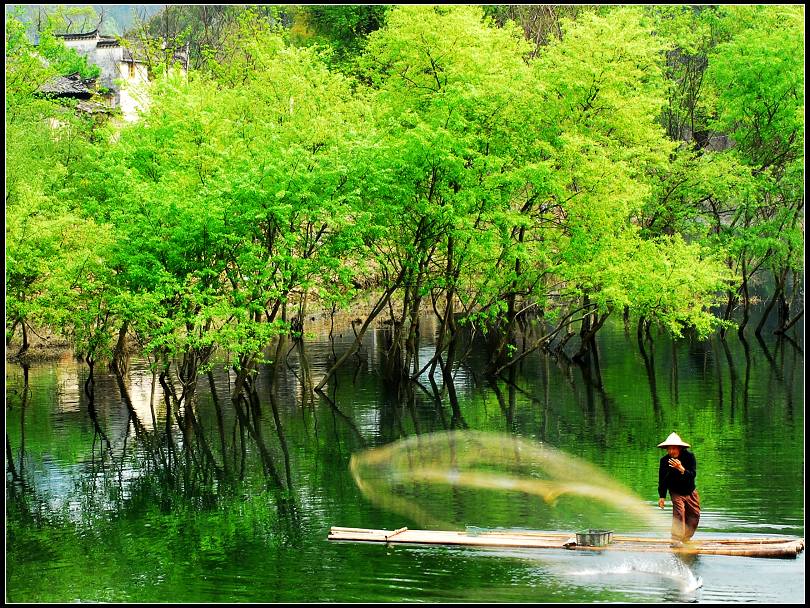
[5,290,434,365]
[6,326,74,364]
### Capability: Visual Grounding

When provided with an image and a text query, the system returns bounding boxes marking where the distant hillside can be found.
[6,4,163,37]
[93,5,164,35]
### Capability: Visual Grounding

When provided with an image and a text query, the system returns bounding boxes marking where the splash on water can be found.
[350,430,670,534]
[567,556,703,594]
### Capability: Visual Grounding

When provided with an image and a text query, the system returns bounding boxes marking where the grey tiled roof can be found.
[96,36,122,48]
[53,29,100,41]
[38,72,96,99]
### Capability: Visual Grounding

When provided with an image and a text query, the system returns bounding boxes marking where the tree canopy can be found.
[5,4,804,381]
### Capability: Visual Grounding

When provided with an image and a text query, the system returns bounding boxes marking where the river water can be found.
[5,312,804,603]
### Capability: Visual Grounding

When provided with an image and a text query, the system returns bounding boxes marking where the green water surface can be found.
[5,315,804,603]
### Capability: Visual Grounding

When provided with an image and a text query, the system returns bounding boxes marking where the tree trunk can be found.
[774,310,803,335]
[720,291,737,339]
[17,320,29,357]
[314,280,401,392]
[111,320,130,375]
[573,311,610,362]
[755,268,787,336]
[737,256,750,337]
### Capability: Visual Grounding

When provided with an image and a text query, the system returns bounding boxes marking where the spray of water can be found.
[567,556,703,594]
[350,430,670,534]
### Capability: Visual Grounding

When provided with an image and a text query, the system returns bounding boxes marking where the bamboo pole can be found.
[330,526,386,534]
[327,527,804,558]
[613,535,800,545]
[464,530,799,546]
[384,527,409,540]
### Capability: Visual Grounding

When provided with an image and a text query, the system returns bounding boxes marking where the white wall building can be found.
[56,29,149,122]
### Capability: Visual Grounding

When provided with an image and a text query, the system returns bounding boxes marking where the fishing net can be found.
[351,430,668,534]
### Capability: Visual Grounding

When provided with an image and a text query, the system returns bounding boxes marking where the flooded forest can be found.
[6,5,804,603]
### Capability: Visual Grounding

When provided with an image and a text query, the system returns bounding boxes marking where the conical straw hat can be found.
[657,432,690,448]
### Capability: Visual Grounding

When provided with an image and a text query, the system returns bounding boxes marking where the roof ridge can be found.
[54,28,99,39]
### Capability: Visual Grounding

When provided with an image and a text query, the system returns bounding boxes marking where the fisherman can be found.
[657,432,700,547]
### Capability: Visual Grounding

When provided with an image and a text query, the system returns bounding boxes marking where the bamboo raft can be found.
[328,526,805,559]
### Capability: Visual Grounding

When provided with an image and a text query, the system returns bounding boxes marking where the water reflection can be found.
[5,312,804,603]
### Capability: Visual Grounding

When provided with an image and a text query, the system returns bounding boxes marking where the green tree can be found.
[81,10,368,397]
[5,10,106,356]
[343,5,542,386]
[293,4,390,66]
[518,8,733,359]
[704,5,804,335]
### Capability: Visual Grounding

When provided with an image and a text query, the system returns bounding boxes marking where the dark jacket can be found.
[658,448,697,498]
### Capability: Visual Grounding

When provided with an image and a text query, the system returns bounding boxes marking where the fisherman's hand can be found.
[658,498,665,509]
[668,458,685,474]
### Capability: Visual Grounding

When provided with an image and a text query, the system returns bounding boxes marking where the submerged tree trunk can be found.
[737,255,750,337]
[17,320,29,357]
[773,268,802,335]
[207,371,230,479]
[6,433,21,483]
[234,381,284,490]
[573,301,609,362]
[489,225,527,372]
[720,290,737,339]
[438,293,462,424]
[775,309,804,335]
[315,278,402,392]
[111,320,130,375]
[755,268,787,337]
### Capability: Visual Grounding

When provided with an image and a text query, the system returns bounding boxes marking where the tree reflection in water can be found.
[5,315,804,591]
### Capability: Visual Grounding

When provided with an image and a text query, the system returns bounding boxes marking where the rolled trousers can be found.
[670,489,701,541]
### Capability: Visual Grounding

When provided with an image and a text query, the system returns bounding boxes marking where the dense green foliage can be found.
[295,4,390,62]
[5,5,804,386]
[6,8,109,358]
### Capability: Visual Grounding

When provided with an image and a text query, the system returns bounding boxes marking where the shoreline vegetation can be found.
[5,291,389,363]
[6,6,804,393]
